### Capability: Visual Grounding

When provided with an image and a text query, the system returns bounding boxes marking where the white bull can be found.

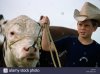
[0,15,42,67]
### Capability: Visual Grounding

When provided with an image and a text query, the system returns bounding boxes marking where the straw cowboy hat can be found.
[74,2,100,27]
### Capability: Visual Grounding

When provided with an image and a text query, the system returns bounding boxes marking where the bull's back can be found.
[50,26,78,40]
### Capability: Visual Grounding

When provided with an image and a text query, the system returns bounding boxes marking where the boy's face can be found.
[77,20,97,38]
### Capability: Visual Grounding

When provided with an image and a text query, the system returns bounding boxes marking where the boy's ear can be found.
[93,26,98,32]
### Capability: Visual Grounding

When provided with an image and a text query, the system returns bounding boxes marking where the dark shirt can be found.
[54,36,100,67]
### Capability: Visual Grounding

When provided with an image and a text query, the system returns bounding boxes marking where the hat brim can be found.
[74,9,100,27]
[74,9,88,21]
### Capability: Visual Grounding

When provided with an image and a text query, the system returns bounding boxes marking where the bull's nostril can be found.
[23,47,29,51]
[29,53,34,56]
[24,47,37,52]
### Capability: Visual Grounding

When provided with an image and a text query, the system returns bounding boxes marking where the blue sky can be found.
[0,0,100,43]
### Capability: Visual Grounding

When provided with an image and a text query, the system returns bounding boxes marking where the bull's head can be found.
[0,15,42,67]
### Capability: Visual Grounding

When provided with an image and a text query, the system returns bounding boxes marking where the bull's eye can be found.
[10,31,15,35]
[3,21,7,24]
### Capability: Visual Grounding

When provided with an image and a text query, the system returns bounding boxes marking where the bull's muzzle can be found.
[23,46,37,53]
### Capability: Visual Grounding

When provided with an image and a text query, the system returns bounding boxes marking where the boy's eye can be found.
[85,24,89,26]
[78,23,82,26]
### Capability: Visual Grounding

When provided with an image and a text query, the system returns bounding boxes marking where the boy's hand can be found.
[39,16,50,28]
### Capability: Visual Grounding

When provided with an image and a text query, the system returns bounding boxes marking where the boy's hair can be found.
[90,19,99,27]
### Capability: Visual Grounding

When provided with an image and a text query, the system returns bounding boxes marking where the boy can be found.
[40,2,100,67]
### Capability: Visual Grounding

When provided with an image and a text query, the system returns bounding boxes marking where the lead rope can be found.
[45,24,62,68]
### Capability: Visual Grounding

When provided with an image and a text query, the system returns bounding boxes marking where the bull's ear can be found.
[0,33,4,45]
[0,15,4,20]
[0,20,8,34]
[0,15,7,45]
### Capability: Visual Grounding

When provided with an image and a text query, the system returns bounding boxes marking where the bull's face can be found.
[3,15,42,67]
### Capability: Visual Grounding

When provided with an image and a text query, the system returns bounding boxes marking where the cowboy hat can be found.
[74,2,100,27]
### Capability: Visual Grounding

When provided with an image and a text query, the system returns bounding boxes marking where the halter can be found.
[31,22,42,50]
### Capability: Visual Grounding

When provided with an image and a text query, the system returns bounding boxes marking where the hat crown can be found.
[80,2,100,16]
[74,2,100,27]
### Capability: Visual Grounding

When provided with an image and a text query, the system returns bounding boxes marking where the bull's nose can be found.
[23,47,37,52]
